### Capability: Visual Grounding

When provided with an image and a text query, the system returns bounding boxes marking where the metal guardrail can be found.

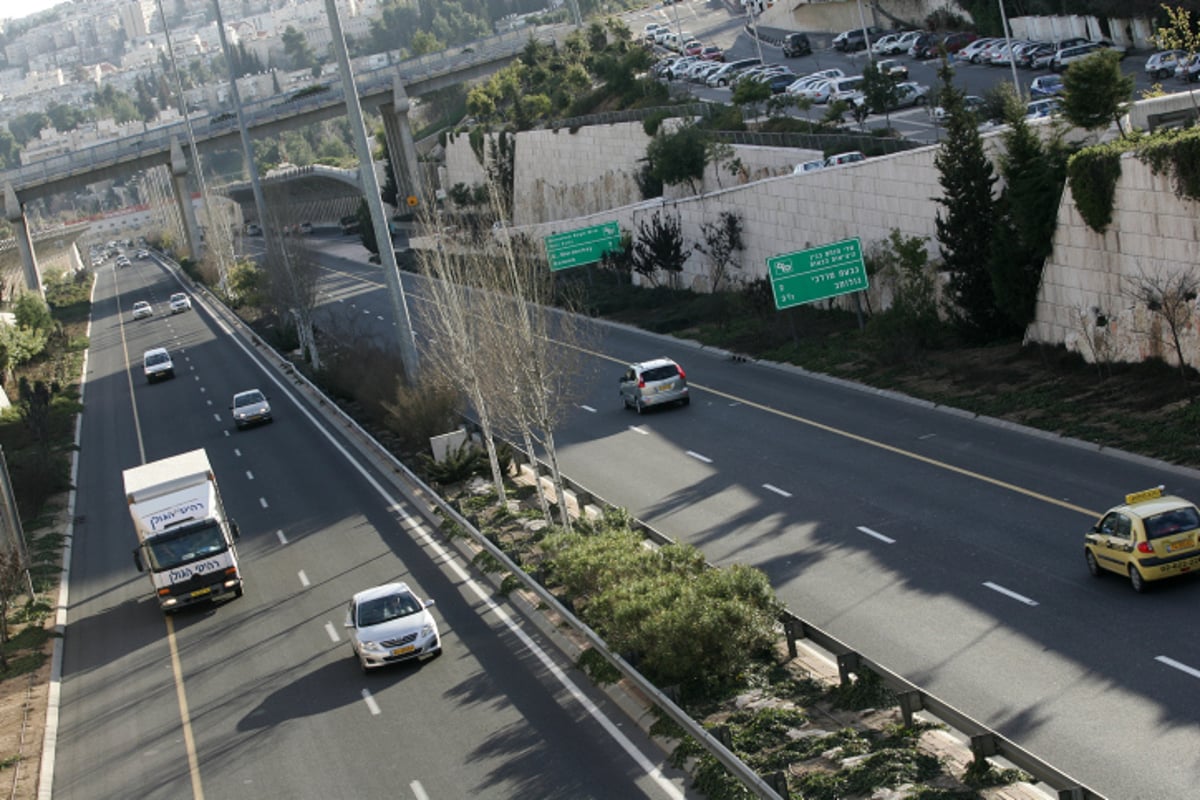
[713,128,921,154]
[550,102,715,130]
[501,444,1106,800]
[2,25,568,195]
[158,253,788,800]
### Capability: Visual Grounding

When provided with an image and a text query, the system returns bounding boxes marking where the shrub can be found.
[1067,144,1123,232]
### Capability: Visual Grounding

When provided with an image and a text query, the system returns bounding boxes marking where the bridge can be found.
[0,24,567,290]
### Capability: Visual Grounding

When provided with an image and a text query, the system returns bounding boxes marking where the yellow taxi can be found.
[1085,486,1200,592]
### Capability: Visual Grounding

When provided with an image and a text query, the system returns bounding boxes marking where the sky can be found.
[6,0,70,22]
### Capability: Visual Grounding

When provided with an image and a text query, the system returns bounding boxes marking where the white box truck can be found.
[124,449,244,612]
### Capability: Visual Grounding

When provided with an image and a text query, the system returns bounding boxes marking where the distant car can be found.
[135,249,149,259]
[1029,75,1065,98]
[792,159,825,174]
[1145,49,1186,79]
[1175,52,1200,82]
[230,389,272,429]
[1084,486,1200,592]
[345,582,442,671]
[142,347,174,382]
[832,26,883,52]
[870,33,902,56]
[699,45,724,62]
[131,301,153,320]
[299,222,314,235]
[116,256,131,268]
[245,223,262,236]
[619,358,688,414]
[781,32,811,58]
[169,292,192,313]
[908,33,941,59]
[934,94,988,123]
[1024,97,1061,120]
[824,151,866,167]
[1049,42,1101,72]
[684,40,704,57]
[875,58,908,80]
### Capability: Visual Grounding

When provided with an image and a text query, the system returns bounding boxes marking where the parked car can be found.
[699,45,725,62]
[827,74,865,104]
[1084,486,1200,592]
[890,31,923,55]
[245,222,262,236]
[832,26,882,52]
[781,32,811,58]
[824,151,866,167]
[1024,97,1061,120]
[707,58,761,87]
[792,159,825,174]
[875,58,908,80]
[767,70,800,93]
[940,32,978,55]
[684,40,704,56]
[1016,42,1055,69]
[619,358,689,413]
[1049,42,1101,72]
[1029,74,1064,99]
[1175,52,1200,82]
[643,23,664,43]
[345,582,442,670]
[298,222,313,235]
[908,33,942,59]
[956,37,1000,63]
[870,33,902,55]
[230,389,273,429]
[934,94,986,122]
[1145,49,1186,79]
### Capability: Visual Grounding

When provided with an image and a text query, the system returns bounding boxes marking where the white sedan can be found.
[345,582,442,671]
[131,301,153,320]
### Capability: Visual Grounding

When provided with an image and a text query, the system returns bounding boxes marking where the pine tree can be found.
[987,112,1068,333]
[933,62,1000,342]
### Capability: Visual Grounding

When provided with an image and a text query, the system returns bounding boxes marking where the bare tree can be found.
[262,187,322,369]
[1125,266,1199,388]
[1072,303,1116,379]
[693,211,745,293]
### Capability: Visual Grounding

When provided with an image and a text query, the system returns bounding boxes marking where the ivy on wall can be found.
[1067,127,1200,234]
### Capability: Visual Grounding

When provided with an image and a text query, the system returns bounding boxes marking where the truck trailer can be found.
[123,449,244,612]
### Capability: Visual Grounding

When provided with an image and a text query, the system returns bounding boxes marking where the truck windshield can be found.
[146,523,227,570]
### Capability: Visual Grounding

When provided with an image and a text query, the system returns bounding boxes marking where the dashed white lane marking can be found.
[212,413,221,422]
[1156,655,1200,680]
[245,471,254,481]
[324,622,338,642]
[580,405,596,413]
[298,570,310,587]
[763,483,791,498]
[410,781,429,800]
[376,315,385,321]
[222,430,229,437]
[629,426,649,435]
[199,387,206,393]
[205,399,212,407]
[194,375,200,381]
[857,526,895,544]
[686,451,712,463]
[362,689,381,716]
[259,497,269,509]
[234,448,242,457]
[275,530,288,545]
[983,581,1038,606]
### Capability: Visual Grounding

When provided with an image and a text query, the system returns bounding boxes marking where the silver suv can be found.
[619,358,689,414]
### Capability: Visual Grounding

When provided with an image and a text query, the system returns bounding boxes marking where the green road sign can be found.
[766,237,868,310]
[544,222,621,271]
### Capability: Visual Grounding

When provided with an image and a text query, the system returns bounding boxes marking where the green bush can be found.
[1137,126,1200,201]
[1066,144,1123,232]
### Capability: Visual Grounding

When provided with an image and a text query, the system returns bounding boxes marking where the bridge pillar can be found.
[381,78,424,208]
[3,184,43,296]
[169,137,203,260]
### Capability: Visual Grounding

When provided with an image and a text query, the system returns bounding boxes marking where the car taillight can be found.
[1136,541,1155,554]
[638,378,646,388]
[676,366,686,379]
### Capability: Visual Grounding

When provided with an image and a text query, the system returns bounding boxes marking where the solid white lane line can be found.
[629,426,649,435]
[686,451,712,463]
[245,471,254,481]
[983,581,1038,606]
[259,497,269,508]
[276,530,288,545]
[1156,655,1200,680]
[857,526,895,544]
[324,622,338,642]
[298,570,310,587]
[362,689,381,716]
[580,405,596,413]
[410,781,430,800]
[763,483,791,498]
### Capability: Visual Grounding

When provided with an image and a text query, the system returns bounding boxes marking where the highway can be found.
[52,252,692,799]
[301,232,1200,800]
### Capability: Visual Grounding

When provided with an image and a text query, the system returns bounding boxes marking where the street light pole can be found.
[323,0,420,384]
[996,0,1023,101]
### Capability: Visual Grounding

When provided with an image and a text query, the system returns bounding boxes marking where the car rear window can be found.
[1144,506,1200,540]
[642,365,679,382]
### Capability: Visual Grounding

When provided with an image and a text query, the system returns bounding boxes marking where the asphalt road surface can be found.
[301,234,1200,800]
[52,253,693,800]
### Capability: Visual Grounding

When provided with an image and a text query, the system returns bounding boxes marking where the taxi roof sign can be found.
[1125,485,1165,505]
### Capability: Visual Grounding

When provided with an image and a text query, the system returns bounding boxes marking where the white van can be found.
[824,151,866,167]
[828,75,864,104]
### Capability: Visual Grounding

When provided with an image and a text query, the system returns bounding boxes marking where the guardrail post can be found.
[835,651,861,685]
[897,690,923,727]
[970,733,998,759]
[784,617,800,659]
[765,771,790,799]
